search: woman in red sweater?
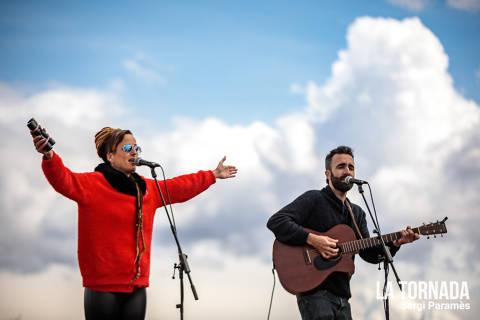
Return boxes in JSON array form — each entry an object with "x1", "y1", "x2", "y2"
[{"x1": 31, "y1": 126, "x2": 237, "y2": 320}]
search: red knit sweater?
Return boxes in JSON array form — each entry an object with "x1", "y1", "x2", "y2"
[{"x1": 42, "y1": 152, "x2": 216, "y2": 292}]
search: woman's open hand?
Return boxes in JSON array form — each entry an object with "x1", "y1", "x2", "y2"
[{"x1": 213, "y1": 156, "x2": 238, "y2": 179}]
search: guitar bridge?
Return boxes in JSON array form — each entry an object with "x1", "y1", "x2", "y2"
[{"x1": 303, "y1": 248, "x2": 312, "y2": 265}]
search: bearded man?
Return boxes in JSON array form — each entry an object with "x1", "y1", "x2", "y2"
[{"x1": 267, "y1": 146, "x2": 418, "y2": 320}]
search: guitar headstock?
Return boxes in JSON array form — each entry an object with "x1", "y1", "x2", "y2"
[{"x1": 416, "y1": 217, "x2": 448, "y2": 239}]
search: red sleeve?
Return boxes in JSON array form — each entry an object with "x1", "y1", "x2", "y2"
[
  {"x1": 151, "y1": 170, "x2": 216, "y2": 207},
  {"x1": 41, "y1": 151, "x2": 91, "y2": 203}
]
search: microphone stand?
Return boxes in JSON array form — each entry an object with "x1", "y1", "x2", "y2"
[
  {"x1": 150, "y1": 167, "x2": 198, "y2": 320},
  {"x1": 356, "y1": 183, "x2": 402, "y2": 320}
]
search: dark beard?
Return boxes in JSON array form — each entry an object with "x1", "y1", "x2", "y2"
[{"x1": 330, "y1": 172, "x2": 353, "y2": 192}]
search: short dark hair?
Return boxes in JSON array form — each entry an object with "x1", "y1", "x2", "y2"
[{"x1": 325, "y1": 146, "x2": 354, "y2": 184}]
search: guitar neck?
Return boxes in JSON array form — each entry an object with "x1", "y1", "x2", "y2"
[
  {"x1": 338, "y1": 218, "x2": 448, "y2": 254},
  {"x1": 339, "y1": 231, "x2": 402, "y2": 254}
]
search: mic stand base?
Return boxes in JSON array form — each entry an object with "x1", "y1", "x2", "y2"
[{"x1": 174, "y1": 262, "x2": 185, "y2": 320}]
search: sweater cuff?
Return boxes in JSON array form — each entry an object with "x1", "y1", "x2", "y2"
[
  {"x1": 295, "y1": 228, "x2": 310, "y2": 245},
  {"x1": 42, "y1": 150, "x2": 56, "y2": 161},
  {"x1": 42, "y1": 151, "x2": 58, "y2": 163},
  {"x1": 388, "y1": 242, "x2": 400, "y2": 256},
  {"x1": 209, "y1": 170, "x2": 217, "y2": 183},
  {"x1": 41, "y1": 151, "x2": 60, "y2": 172}
]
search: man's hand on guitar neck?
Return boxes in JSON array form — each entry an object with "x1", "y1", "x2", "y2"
[
  {"x1": 307, "y1": 233, "x2": 339, "y2": 259},
  {"x1": 393, "y1": 226, "x2": 420, "y2": 247}
]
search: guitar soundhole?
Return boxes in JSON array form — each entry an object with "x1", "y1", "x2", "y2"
[{"x1": 313, "y1": 255, "x2": 341, "y2": 271}]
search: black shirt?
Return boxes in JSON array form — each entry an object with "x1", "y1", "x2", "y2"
[{"x1": 267, "y1": 185, "x2": 399, "y2": 298}]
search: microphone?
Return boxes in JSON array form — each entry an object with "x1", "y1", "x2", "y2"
[
  {"x1": 345, "y1": 176, "x2": 368, "y2": 185},
  {"x1": 134, "y1": 157, "x2": 161, "y2": 168}
]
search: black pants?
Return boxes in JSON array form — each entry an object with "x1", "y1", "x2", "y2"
[
  {"x1": 297, "y1": 289, "x2": 352, "y2": 320},
  {"x1": 84, "y1": 287, "x2": 146, "y2": 320}
]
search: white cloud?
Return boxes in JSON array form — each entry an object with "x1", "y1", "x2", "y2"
[
  {"x1": 0, "y1": 83, "x2": 125, "y2": 128},
  {"x1": 387, "y1": 0, "x2": 431, "y2": 11},
  {"x1": 123, "y1": 55, "x2": 167, "y2": 85},
  {"x1": 0, "y1": 265, "x2": 83, "y2": 320},
  {"x1": 447, "y1": 0, "x2": 480, "y2": 11},
  {"x1": 1, "y1": 15, "x2": 480, "y2": 319},
  {"x1": 289, "y1": 83, "x2": 305, "y2": 94},
  {"x1": 307, "y1": 17, "x2": 477, "y2": 166}
]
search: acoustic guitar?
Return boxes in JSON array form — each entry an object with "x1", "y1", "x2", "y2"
[{"x1": 272, "y1": 217, "x2": 448, "y2": 295}]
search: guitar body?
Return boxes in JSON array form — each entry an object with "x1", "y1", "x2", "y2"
[
  {"x1": 273, "y1": 224, "x2": 357, "y2": 295},
  {"x1": 272, "y1": 217, "x2": 448, "y2": 295}
]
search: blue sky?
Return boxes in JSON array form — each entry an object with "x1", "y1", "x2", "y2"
[
  {"x1": 1, "y1": 0, "x2": 479, "y2": 125},
  {"x1": 1, "y1": 1, "x2": 480, "y2": 319}
]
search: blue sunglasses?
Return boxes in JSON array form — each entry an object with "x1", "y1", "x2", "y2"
[{"x1": 122, "y1": 144, "x2": 142, "y2": 153}]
